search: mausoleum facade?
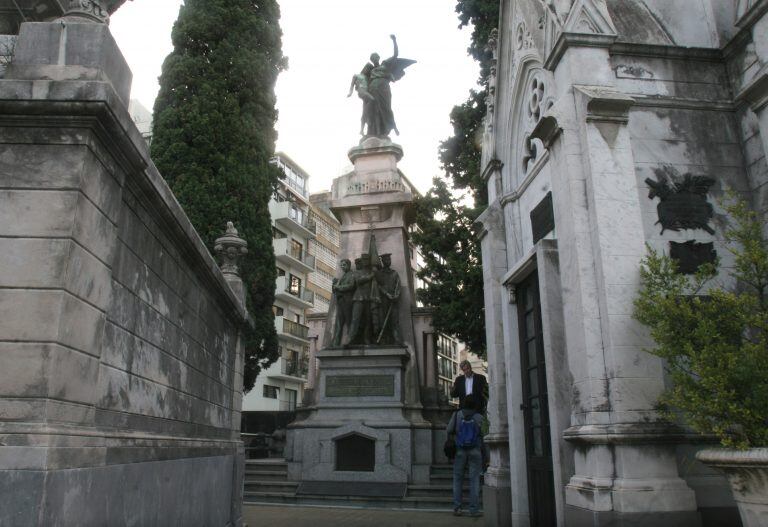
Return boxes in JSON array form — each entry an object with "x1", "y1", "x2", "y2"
[{"x1": 478, "y1": 1, "x2": 768, "y2": 526}]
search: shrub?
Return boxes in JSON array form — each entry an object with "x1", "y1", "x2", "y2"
[{"x1": 634, "y1": 200, "x2": 768, "y2": 449}]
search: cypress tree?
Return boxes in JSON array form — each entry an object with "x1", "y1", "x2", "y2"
[{"x1": 151, "y1": 0, "x2": 286, "y2": 391}]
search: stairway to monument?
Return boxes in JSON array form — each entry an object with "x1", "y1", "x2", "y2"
[{"x1": 243, "y1": 460, "x2": 481, "y2": 511}]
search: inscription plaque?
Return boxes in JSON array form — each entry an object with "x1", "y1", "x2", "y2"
[
  {"x1": 530, "y1": 191, "x2": 554, "y2": 244},
  {"x1": 670, "y1": 240, "x2": 717, "y2": 274},
  {"x1": 326, "y1": 375, "x2": 395, "y2": 397}
]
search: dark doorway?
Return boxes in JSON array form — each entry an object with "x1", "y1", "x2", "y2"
[
  {"x1": 517, "y1": 272, "x2": 557, "y2": 527},
  {"x1": 336, "y1": 434, "x2": 375, "y2": 471}
]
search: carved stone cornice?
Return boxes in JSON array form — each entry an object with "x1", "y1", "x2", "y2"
[
  {"x1": 735, "y1": 0, "x2": 768, "y2": 29},
  {"x1": 60, "y1": 0, "x2": 111, "y2": 23},
  {"x1": 563, "y1": 423, "x2": 718, "y2": 445},
  {"x1": 574, "y1": 85, "x2": 634, "y2": 123},
  {"x1": 736, "y1": 67, "x2": 768, "y2": 112}
]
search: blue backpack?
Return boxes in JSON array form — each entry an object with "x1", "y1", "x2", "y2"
[{"x1": 455, "y1": 412, "x2": 480, "y2": 449}]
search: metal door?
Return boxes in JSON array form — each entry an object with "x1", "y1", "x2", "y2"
[{"x1": 517, "y1": 272, "x2": 556, "y2": 527}]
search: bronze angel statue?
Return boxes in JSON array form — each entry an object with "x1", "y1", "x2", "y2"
[{"x1": 347, "y1": 34, "x2": 416, "y2": 138}]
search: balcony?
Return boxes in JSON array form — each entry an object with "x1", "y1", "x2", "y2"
[
  {"x1": 269, "y1": 200, "x2": 316, "y2": 239},
  {"x1": 273, "y1": 238, "x2": 316, "y2": 273},
  {"x1": 274, "y1": 316, "x2": 310, "y2": 344},
  {"x1": 275, "y1": 275, "x2": 315, "y2": 308},
  {"x1": 267, "y1": 356, "x2": 308, "y2": 383}
]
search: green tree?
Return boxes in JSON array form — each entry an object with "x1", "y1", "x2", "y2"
[
  {"x1": 150, "y1": 0, "x2": 286, "y2": 391},
  {"x1": 411, "y1": 179, "x2": 486, "y2": 354},
  {"x1": 634, "y1": 200, "x2": 768, "y2": 448},
  {"x1": 413, "y1": 0, "x2": 498, "y2": 357}
]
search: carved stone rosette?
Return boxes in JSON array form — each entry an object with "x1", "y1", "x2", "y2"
[
  {"x1": 214, "y1": 222, "x2": 248, "y2": 277},
  {"x1": 61, "y1": 0, "x2": 110, "y2": 23}
]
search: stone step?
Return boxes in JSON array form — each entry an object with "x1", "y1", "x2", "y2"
[
  {"x1": 244, "y1": 481, "x2": 299, "y2": 494},
  {"x1": 406, "y1": 484, "x2": 476, "y2": 498},
  {"x1": 243, "y1": 491, "x2": 461, "y2": 511},
  {"x1": 245, "y1": 460, "x2": 288, "y2": 472},
  {"x1": 243, "y1": 470, "x2": 289, "y2": 481}
]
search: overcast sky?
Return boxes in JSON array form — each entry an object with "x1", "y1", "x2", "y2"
[{"x1": 110, "y1": 1, "x2": 479, "y2": 194}]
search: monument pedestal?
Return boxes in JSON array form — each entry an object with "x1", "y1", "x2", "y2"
[{"x1": 286, "y1": 138, "x2": 435, "y2": 488}]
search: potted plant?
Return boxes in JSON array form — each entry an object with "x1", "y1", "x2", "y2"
[{"x1": 634, "y1": 199, "x2": 768, "y2": 527}]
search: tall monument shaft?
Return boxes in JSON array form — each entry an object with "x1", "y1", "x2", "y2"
[{"x1": 286, "y1": 138, "x2": 434, "y2": 488}]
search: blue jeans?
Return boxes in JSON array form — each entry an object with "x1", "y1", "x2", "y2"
[{"x1": 452, "y1": 446, "x2": 482, "y2": 512}]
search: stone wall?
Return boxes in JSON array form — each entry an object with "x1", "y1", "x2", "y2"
[{"x1": 0, "y1": 21, "x2": 246, "y2": 526}]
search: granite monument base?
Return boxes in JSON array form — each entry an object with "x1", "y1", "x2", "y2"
[{"x1": 286, "y1": 346, "x2": 432, "y2": 486}]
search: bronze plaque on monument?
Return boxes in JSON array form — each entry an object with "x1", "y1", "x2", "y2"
[{"x1": 326, "y1": 375, "x2": 395, "y2": 397}]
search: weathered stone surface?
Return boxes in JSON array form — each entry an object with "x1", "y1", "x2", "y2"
[
  {"x1": 0, "y1": 21, "x2": 246, "y2": 526},
  {"x1": 7, "y1": 22, "x2": 132, "y2": 103},
  {"x1": 476, "y1": 1, "x2": 768, "y2": 525}
]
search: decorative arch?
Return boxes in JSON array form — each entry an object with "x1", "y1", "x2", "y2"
[{"x1": 503, "y1": 52, "x2": 556, "y2": 193}]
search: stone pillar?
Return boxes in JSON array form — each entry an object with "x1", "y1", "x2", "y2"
[
  {"x1": 215, "y1": 222, "x2": 248, "y2": 527},
  {"x1": 328, "y1": 137, "x2": 424, "y2": 416},
  {"x1": 0, "y1": 14, "x2": 136, "y2": 525},
  {"x1": 7, "y1": 16, "x2": 132, "y2": 105},
  {"x1": 557, "y1": 85, "x2": 700, "y2": 526},
  {"x1": 476, "y1": 200, "x2": 513, "y2": 527}
]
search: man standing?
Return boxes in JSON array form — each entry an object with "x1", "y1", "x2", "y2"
[
  {"x1": 447, "y1": 395, "x2": 484, "y2": 517},
  {"x1": 451, "y1": 359, "x2": 488, "y2": 413}
]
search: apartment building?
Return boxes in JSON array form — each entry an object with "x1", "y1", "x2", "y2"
[
  {"x1": 306, "y1": 192, "x2": 340, "y2": 316},
  {"x1": 242, "y1": 153, "x2": 315, "y2": 413}
]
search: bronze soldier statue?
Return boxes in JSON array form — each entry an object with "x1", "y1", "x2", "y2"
[
  {"x1": 376, "y1": 253, "x2": 401, "y2": 344},
  {"x1": 348, "y1": 255, "x2": 375, "y2": 345},
  {"x1": 331, "y1": 259, "x2": 355, "y2": 347}
]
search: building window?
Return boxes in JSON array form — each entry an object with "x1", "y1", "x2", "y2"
[
  {"x1": 285, "y1": 389, "x2": 298, "y2": 411},
  {"x1": 289, "y1": 274, "x2": 301, "y2": 295},
  {"x1": 290, "y1": 239, "x2": 303, "y2": 260},
  {"x1": 263, "y1": 385, "x2": 279, "y2": 399},
  {"x1": 273, "y1": 306, "x2": 284, "y2": 317},
  {"x1": 273, "y1": 227, "x2": 286, "y2": 239}
]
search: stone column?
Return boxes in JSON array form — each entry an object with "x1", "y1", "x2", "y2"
[
  {"x1": 556, "y1": 85, "x2": 699, "y2": 526},
  {"x1": 476, "y1": 200, "x2": 513, "y2": 527},
  {"x1": 215, "y1": 222, "x2": 248, "y2": 527}
]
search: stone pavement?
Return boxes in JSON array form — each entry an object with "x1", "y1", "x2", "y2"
[{"x1": 243, "y1": 504, "x2": 483, "y2": 526}]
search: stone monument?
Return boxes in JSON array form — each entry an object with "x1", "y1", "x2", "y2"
[{"x1": 285, "y1": 44, "x2": 436, "y2": 492}]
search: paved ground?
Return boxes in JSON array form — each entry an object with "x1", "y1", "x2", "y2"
[{"x1": 243, "y1": 504, "x2": 483, "y2": 526}]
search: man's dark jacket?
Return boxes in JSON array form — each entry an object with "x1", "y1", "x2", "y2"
[{"x1": 450, "y1": 373, "x2": 488, "y2": 412}]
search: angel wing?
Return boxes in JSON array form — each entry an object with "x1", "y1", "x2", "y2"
[{"x1": 384, "y1": 57, "x2": 417, "y2": 82}]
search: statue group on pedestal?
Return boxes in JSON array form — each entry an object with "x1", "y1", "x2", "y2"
[
  {"x1": 347, "y1": 34, "x2": 416, "y2": 138},
  {"x1": 331, "y1": 237, "x2": 402, "y2": 347}
]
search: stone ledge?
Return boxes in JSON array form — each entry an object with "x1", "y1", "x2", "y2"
[
  {"x1": 563, "y1": 423, "x2": 716, "y2": 445},
  {"x1": 0, "y1": 80, "x2": 247, "y2": 321}
]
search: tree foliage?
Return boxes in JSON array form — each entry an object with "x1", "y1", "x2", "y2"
[
  {"x1": 412, "y1": 179, "x2": 486, "y2": 354},
  {"x1": 413, "y1": 0, "x2": 498, "y2": 357},
  {"x1": 634, "y1": 200, "x2": 768, "y2": 448},
  {"x1": 151, "y1": 0, "x2": 286, "y2": 392}
]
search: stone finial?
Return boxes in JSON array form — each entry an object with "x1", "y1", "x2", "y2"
[
  {"x1": 214, "y1": 221, "x2": 248, "y2": 277},
  {"x1": 61, "y1": 0, "x2": 111, "y2": 23}
]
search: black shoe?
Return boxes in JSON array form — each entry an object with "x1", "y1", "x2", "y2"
[{"x1": 453, "y1": 507, "x2": 462, "y2": 516}]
